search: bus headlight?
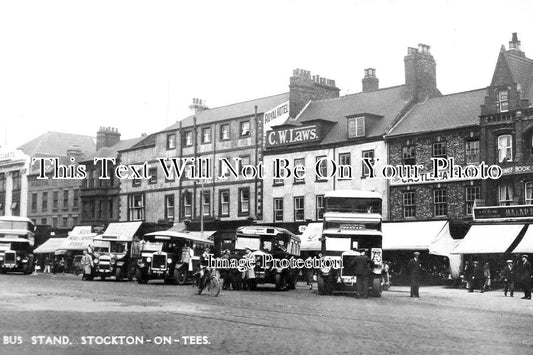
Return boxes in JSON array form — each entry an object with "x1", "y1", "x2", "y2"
[
  {"x1": 110, "y1": 258, "x2": 116, "y2": 265},
  {"x1": 16, "y1": 256, "x2": 21, "y2": 261},
  {"x1": 94, "y1": 258, "x2": 99, "y2": 264},
  {"x1": 146, "y1": 257, "x2": 152, "y2": 263},
  {"x1": 0, "y1": 256, "x2": 3, "y2": 261},
  {"x1": 167, "y1": 258, "x2": 172, "y2": 264}
]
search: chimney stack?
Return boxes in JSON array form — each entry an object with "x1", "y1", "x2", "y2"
[
  {"x1": 66, "y1": 144, "x2": 83, "y2": 162},
  {"x1": 404, "y1": 43, "x2": 440, "y2": 102},
  {"x1": 189, "y1": 98, "x2": 208, "y2": 114},
  {"x1": 362, "y1": 68, "x2": 379, "y2": 92},
  {"x1": 508, "y1": 32, "x2": 525, "y2": 57},
  {"x1": 289, "y1": 68, "x2": 340, "y2": 119},
  {"x1": 96, "y1": 127, "x2": 121, "y2": 151}
]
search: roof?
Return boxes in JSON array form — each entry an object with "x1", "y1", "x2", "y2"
[
  {"x1": 163, "y1": 92, "x2": 290, "y2": 131},
  {"x1": 324, "y1": 190, "x2": 382, "y2": 199},
  {"x1": 94, "y1": 221, "x2": 143, "y2": 242},
  {"x1": 82, "y1": 137, "x2": 144, "y2": 162},
  {"x1": 0, "y1": 216, "x2": 34, "y2": 223},
  {"x1": 126, "y1": 133, "x2": 157, "y2": 151},
  {"x1": 18, "y1": 131, "x2": 95, "y2": 157},
  {"x1": 144, "y1": 230, "x2": 215, "y2": 245},
  {"x1": 33, "y1": 238, "x2": 67, "y2": 253},
  {"x1": 490, "y1": 48, "x2": 533, "y2": 104},
  {"x1": 293, "y1": 85, "x2": 411, "y2": 144},
  {"x1": 388, "y1": 88, "x2": 486, "y2": 137},
  {"x1": 503, "y1": 52, "x2": 533, "y2": 103}
]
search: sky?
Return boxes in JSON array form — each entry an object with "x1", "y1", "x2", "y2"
[{"x1": 1, "y1": 0, "x2": 532, "y2": 149}]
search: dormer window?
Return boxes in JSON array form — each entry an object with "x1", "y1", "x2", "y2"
[
  {"x1": 498, "y1": 90, "x2": 509, "y2": 113},
  {"x1": 497, "y1": 135, "x2": 513, "y2": 162},
  {"x1": 348, "y1": 117, "x2": 365, "y2": 138}
]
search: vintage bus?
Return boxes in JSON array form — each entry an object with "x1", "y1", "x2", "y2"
[
  {"x1": 0, "y1": 216, "x2": 35, "y2": 274},
  {"x1": 234, "y1": 226, "x2": 301, "y2": 290},
  {"x1": 135, "y1": 230, "x2": 214, "y2": 285},
  {"x1": 91, "y1": 222, "x2": 143, "y2": 281},
  {"x1": 317, "y1": 190, "x2": 383, "y2": 297}
]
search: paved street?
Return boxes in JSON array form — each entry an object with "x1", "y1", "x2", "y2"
[{"x1": 0, "y1": 273, "x2": 532, "y2": 354}]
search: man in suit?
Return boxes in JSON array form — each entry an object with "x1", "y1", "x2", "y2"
[
  {"x1": 501, "y1": 259, "x2": 515, "y2": 297},
  {"x1": 407, "y1": 252, "x2": 422, "y2": 298},
  {"x1": 354, "y1": 249, "x2": 370, "y2": 298},
  {"x1": 518, "y1": 255, "x2": 532, "y2": 300},
  {"x1": 470, "y1": 260, "x2": 485, "y2": 293}
]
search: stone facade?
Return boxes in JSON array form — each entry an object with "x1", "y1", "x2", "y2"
[{"x1": 388, "y1": 128, "x2": 481, "y2": 222}]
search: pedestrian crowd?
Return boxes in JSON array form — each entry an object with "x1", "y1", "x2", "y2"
[{"x1": 461, "y1": 255, "x2": 532, "y2": 299}]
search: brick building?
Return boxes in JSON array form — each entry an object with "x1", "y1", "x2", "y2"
[
  {"x1": 387, "y1": 88, "x2": 486, "y2": 229},
  {"x1": 116, "y1": 70, "x2": 341, "y2": 250},
  {"x1": 479, "y1": 33, "x2": 533, "y2": 207},
  {"x1": 79, "y1": 127, "x2": 142, "y2": 227},
  {"x1": 262, "y1": 44, "x2": 440, "y2": 231},
  {"x1": 19, "y1": 131, "x2": 95, "y2": 228}
]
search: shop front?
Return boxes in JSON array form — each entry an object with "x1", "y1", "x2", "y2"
[
  {"x1": 382, "y1": 220, "x2": 461, "y2": 285},
  {"x1": 451, "y1": 205, "x2": 533, "y2": 286}
]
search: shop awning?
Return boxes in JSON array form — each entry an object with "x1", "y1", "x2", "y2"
[
  {"x1": 382, "y1": 221, "x2": 461, "y2": 278},
  {"x1": 382, "y1": 221, "x2": 450, "y2": 252},
  {"x1": 452, "y1": 224, "x2": 525, "y2": 254},
  {"x1": 299, "y1": 223, "x2": 323, "y2": 251},
  {"x1": 96, "y1": 221, "x2": 143, "y2": 241},
  {"x1": 33, "y1": 238, "x2": 67, "y2": 253},
  {"x1": 144, "y1": 230, "x2": 215, "y2": 245},
  {"x1": 512, "y1": 225, "x2": 533, "y2": 253}
]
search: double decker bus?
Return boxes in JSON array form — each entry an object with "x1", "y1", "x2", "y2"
[
  {"x1": 0, "y1": 216, "x2": 35, "y2": 274},
  {"x1": 317, "y1": 190, "x2": 383, "y2": 297}
]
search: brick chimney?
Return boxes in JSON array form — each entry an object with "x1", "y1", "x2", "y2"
[
  {"x1": 189, "y1": 98, "x2": 208, "y2": 114},
  {"x1": 362, "y1": 68, "x2": 379, "y2": 92},
  {"x1": 404, "y1": 44, "x2": 440, "y2": 102},
  {"x1": 66, "y1": 144, "x2": 84, "y2": 162},
  {"x1": 289, "y1": 68, "x2": 340, "y2": 119},
  {"x1": 96, "y1": 127, "x2": 121, "y2": 151},
  {"x1": 508, "y1": 32, "x2": 525, "y2": 57}
]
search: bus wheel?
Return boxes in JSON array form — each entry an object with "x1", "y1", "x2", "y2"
[
  {"x1": 287, "y1": 273, "x2": 296, "y2": 290},
  {"x1": 115, "y1": 268, "x2": 123, "y2": 282},
  {"x1": 175, "y1": 268, "x2": 187, "y2": 285},
  {"x1": 275, "y1": 273, "x2": 286, "y2": 291},
  {"x1": 371, "y1": 277, "x2": 382, "y2": 297},
  {"x1": 135, "y1": 269, "x2": 148, "y2": 284},
  {"x1": 317, "y1": 274, "x2": 331, "y2": 295}
]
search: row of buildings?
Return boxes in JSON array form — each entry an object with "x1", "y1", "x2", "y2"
[{"x1": 1, "y1": 33, "x2": 532, "y2": 246}]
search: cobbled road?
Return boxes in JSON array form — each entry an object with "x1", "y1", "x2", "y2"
[{"x1": 0, "y1": 273, "x2": 531, "y2": 354}]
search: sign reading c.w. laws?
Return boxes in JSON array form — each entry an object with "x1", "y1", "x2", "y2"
[{"x1": 266, "y1": 124, "x2": 320, "y2": 147}]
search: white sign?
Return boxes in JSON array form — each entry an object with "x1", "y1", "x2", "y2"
[
  {"x1": 263, "y1": 101, "x2": 289, "y2": 132},
  {"x1": 235, "y1": 237, "x2": 260, "y2": 251},
  {"x1": 325, "y1": 237, "x2": 350, "y2": 251}
]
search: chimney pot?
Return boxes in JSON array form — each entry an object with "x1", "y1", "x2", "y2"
[{"x1": 362, "y1": 68, "x2": 379, "y2": 92}]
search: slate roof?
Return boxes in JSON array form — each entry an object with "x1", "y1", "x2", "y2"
[
  {"x1": 293, "y1": 85, "x2": 411, "y2": 145},
  {"x1": 127, "y1": 133, "x2": 156, "y2": 150},
  {"x1": 388, "y1": 88, "x2": 486, "y2": 137},
  {"x1": 19, "y1": 131, "x2": 95, "y2": 157},
  {"x1": 162, "y1": 92, "x2": 290, "y2": 132},
  {"x1": 504, "y1": 52, "x2": 533, "y2": 103},
  {"x1": 82, "y1": 137, "x2": 144, "y2": 162}
]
